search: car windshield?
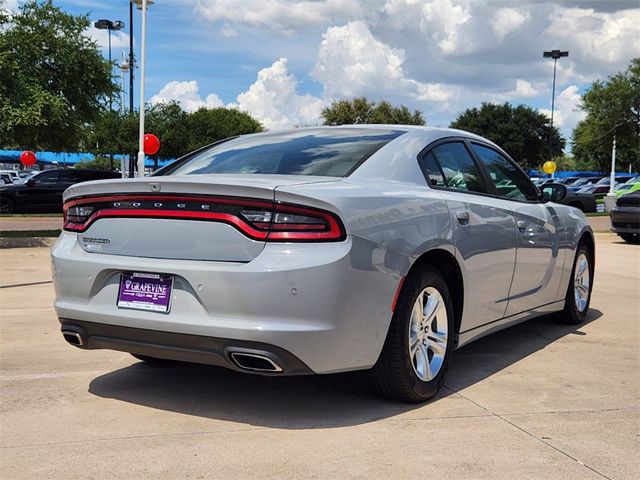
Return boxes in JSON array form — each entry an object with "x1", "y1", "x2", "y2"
[{"x1": 166, "y1": 128, "x2": 405, "y2": 177}]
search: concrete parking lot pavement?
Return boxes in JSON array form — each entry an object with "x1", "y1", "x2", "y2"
[
  {"x1": 1, "y1": 234, "x2": 638, "y2": 479},
  {"x1": 0, "y1": 215, "x2": 62, "y2": 232}
]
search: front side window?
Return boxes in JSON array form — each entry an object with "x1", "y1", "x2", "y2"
[
  {"x1": 471, "y1": 144, "x2": 538, "y2": 201},
  {"x1": 165, "y1": 128, "x2": 405, "y2": 177},
  {"x1": 420, "y1": 142, "x2": 487, "y2": 193},
  {"x1": 33, "y1": 171, "x2": 59, "y2": 185}
]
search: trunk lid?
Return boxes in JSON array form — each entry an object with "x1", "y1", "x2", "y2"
[{"x1": 63, "y1": 174, "x2": 339, "y2": 262}]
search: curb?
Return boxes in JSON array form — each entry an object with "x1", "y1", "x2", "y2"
[{"x1": 0, "y1": 237, "x2": 56, "y2": 249}]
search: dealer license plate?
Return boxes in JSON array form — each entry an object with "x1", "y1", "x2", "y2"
[{"x1": 117, "y1": 272, "x2": 173, "y2": 313}]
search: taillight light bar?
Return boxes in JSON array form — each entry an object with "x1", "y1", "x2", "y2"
[{"x1": 63, "y1": 194, "x2": 346, "y2": 242}]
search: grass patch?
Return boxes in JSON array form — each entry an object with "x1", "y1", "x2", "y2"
[
  {"x1": 0, "y1": 230, "x2": 61, "y2": 238},
  {"x1": 586, "y1": 212, "x2": 609, "y2": 217}
]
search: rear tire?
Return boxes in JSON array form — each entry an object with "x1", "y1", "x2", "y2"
[
  {"x1": 618, "y1": 233, "x2": 639, "y2": 244},
  {"x1": 555, "y1": 243, "x2": 593, "y2": 325},
  {"x1": 372, "y1": 267, "x2": 455, "y2": 403}
]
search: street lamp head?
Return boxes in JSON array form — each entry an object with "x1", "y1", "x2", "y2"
[
  {"x1": 131, "y1": 0, "x2": 154, "y2": 9},
  {"x1": 543, "y1": 49, "x2": 569, "y2": 59},
  {"x1": 94, "y1": 19, "x2": 113, "y2": 30},
  {"x1": 112, "y1": 20, "x2": 125, "y2": 31}
]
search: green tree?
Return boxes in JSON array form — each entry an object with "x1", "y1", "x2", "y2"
[
  {"x1": 185, "y1": 107, "x2": 263, "y2": 151},
  {"x1": 0, "y1": 0, "x2": 116, "y2": 151},
  {"x1": 74, "y1": 156, "x2": 113, "y2": 170},
  {"x1": 450, "y1": 102, "x2": 565, "y2": 171},
  {"x1": 86, "y1": 104, "x2": 263, "y2": 168},
  {"x1": 321, "y1": 97, "x2": 425, "y2": 126},
  {"x1": 572, "y1": 58, "x2": 640, "y2": 173}
]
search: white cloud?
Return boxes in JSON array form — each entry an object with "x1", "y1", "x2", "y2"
[
  {"x1": 420, "y1": 0, "x2": 472, "y2": 55},
  {"x1": 150, "y1": 81, "x2": 224, "y2": 112},
  {"x1": 175, "y1": 1, "x2": 639, "y2": 142},
  {"x1": 311, "y1": 21, "x2": 456, "y2": 105},
  {"x1": 233, "y1": 58, "x2": 324, "y2": 129},
  {"x1": 539, "y1": 85, "x2": 586, "y2": 131},
  {"x1": 88, "y1": 27, "x2": 130, "y2": 51},
  {"x1": 491, "y1": 8, "x2": 530, "y2": 40},
  {"x1": 544, "y1": 6, "x2": 640, "y2": 65},
  {"x1": 195, "y1": 0, "x2": 367, "y2": 35}
]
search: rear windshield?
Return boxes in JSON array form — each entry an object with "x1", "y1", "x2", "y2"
[{"x1": 165, "y1": 128, "x2": 404, "y2": 177}]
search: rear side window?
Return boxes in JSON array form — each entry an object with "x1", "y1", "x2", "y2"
[
  {"x1": 420, "y1": 142, "x2": 487, "y2": 193},
  {"x1": 167, "y1": 128, "x2": 404, "y2": 177},
  {"x1": 59, "y1": 171, "x2": 85, "y2": 183},
  {"x1": 471, "y1": 144, "x2": 538, "y2": 201}
]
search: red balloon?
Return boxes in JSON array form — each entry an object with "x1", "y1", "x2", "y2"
[
  {"x1": 20, "y1": 150, "x2": 37, "y2": 167},
  {"x1": 143, "y1": 133, "x2": 160, "y2": 155}
]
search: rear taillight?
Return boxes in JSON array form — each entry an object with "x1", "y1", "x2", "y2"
[
  {"x1": 63, "y1": 195, "x2": 345, "y2": 242},
  {"x1": 64, "y1": 206, "x2": 95, "y2": 231}
]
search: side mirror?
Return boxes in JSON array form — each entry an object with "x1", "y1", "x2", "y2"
[
  {"x1": 542, "y1": 183, "x2": 567, "y2": 203},
  {"x1": 26, "y1": 178, "x2": 35, "y2": 187}
]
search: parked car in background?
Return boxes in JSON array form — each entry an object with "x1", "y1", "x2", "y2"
[
  {"x1": 610, "y1": 192, "x2": 640, "y2": 243},
  {"x1": 0, "y1": 170, "x2": 22, "y2": 185},
  {"x1": 568, "y1": 177, "x2": 603, "y2": 191},
  {"x1": 556, "y1": 176, "x2": 580, "y2": 185},
  {"x1": 577, "y1": 184, "x2": 612, "y2": 200},
  {"x1": 548, "y1": 184, "x2": 597, "y2": 212},
  {"x1": 615, "y1": 182, "x2": 640, "y2": 198},
  {"x1": 0, "y1": 169, "x2": 120, "y2": 213},
  {"x1": 53, "y1": 126, "x2": 595, "y2": 403}
]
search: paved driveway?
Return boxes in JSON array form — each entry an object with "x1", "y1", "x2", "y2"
[{"x1": 0, "y1": 234, "x2": 638, "y2": 479}]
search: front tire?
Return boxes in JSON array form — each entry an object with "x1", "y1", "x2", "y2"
[
  {"x1": 555, "y1": 243, "x2": 593, "y2": 325},
  {"x1": 372, "y1": 267, "x2": 455, "y2": 403},
  {"x1": 0, "y1": 197, "x2": 16, "y2": 214}
]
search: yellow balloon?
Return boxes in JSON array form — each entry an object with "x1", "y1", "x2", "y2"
[{"x1": 543, "y1": 161, "x2": 557, "y2": 175}]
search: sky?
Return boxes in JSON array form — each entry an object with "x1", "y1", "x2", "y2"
[{"x1": 8, "y1": 0, "x2": 640, "y2": 141}]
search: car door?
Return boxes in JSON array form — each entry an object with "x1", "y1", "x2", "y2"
[
  {"x1": 23, "y1": 171, "x2": 61, "y2": 211},
  {"x1": 419, "y1": 140, "x2": 517, "y2": 331},
  {"x1": 469, "y1": 143, "x2": 565, "y2": 315}
]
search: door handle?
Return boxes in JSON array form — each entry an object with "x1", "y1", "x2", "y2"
[
  {"x1": 455, "y1": 210, "x2": 470, "y2": 225},
  {"x1": 516, "y1": 220, "x2": 527, "y2": 231}
]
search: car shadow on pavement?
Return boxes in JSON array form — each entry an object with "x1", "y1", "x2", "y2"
[{"x1": 88, "y1": 309, "x2": 602, "y2": 429}]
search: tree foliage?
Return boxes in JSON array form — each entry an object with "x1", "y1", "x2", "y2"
[
  {"x1": 572, "y1": 58, "x2": 640, "y2": 173},
  {"x1": 0, "y1": 0, "x2": 116, "y2": 151},
  {"x1": 321, "y1": 97, "x2": 425, "y2": 126},
  {"x1": 85, "y1": 103, "x2": 264, "y2": 166},
  {"x1": 449, "y1": 102, "x2": 565, "y2": 171}
]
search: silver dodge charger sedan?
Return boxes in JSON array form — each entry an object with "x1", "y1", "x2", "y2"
[{"x1": 52, "y1": 126, "x2": 595, "y2": 402}]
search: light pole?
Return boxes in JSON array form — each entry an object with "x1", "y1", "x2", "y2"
[
  {"x1": 131, "y1": 0, "x2": 154, "y2": 177},
  {"x1": 543, "y1": 49, "x2": 568, "y2": 164},
  {"x1": 543, "y1": 50, "x2": 569, "y2": 130},
  {"x1": 94, "y1": 19, "x2": 125, "y2": 110},
  {"x1": 119, "y1": 52, "x2": 131, "y2": 178}
]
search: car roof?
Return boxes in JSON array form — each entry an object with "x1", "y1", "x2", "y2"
[{"x1": 251, "y1": 124, "x2": 496, "y2": 145}]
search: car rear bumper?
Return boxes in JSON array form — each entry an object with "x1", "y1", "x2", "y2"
[
  {"x1": 610, "y1": 209, "x2": 640, "y2": 234},
  {"x1": 59, "y1": 318, "x2": 313, "y2": 375},
  {"x1": 52, "y1": 231, "x2": 405, "y2": 374}
]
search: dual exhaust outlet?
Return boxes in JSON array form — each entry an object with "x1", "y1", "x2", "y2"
[{"x1": 61, "y1": 329, "x2": 283, "y2": 373}]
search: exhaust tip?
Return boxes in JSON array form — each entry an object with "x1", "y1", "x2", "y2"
[
  {"x1": 230, "y1": 352, "x2": 283, "y2": 373},
  {"x1": 62, "y1": 330, "x2": 84, "y2": 347}
]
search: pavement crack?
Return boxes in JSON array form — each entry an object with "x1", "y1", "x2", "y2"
[
  {"x1": 0, "y1": 280, "x2": 52, "y2": 289},
  {"x1": 442, "y1": 385, "x2": 613, "y2": 480},
  {"x1": 0, "y1": 426, "x2": 266, "y2": 450}
]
